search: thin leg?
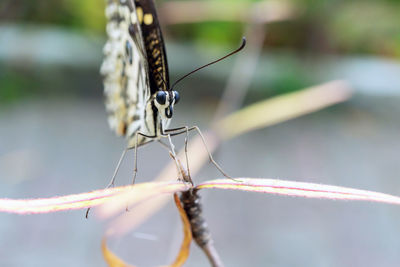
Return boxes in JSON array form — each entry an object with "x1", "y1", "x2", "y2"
[
  {"x1": 86, "y1": 147, "x2": 129, "y2": 219},
  {"x1": 129, "y1": 132, "x2": 157, "y2": 211},
  {"x1": 87, "y1": 134, "x2": 156, "y2": 218},
  {"x1": 163, "y1": 126, "x2": 191, "y2": 179},
  {"x1": 128, "y1": 138, "x2": 154, "y2": 184},
  {"x1": 107, "y1": 148, "x2": 128, "y2": 188},
  {"x1": 133, "y1": 132, "x2": 140, "y2": 184},
  {"x1": 132, "y1": 132, "x2": 157, "y2": 184},
  {"x1": 159, "y1": 138, "x2": 186, "y2": 182},
  {"x1": 93, "y1": 136, "x2": 155, "y2": 217},
  {"x1": 190, "y1": 126, "x2": 231, "y2": 179},
  {"x1": 168, "y1": 126, "x2": 191, "y2": 178},
  {"x1": 184, "y1": 126, "x2": 191, "y2": 178},
  {"x1": 85, "y1": 207, "x2": 91, "y2": 219},
  {"x1": 125, "y1": 131, "x2": 141, "y2": 212},
  {"x1": 166, "y1": 134, "x2": 184, "y2": 180},
  {"x1": 166, "y1": 134, "x2": 177, "y2": 158},
  {"x1": 164, "y1": 126, "x2": 231, "y2": 179},
  {"x1": 168, "y1": 150, "x2": 193, "y2": 185}
]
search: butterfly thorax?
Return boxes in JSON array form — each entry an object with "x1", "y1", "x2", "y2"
[{"x1": 135, "y1": 90, "x2": 177, "y2": 144}]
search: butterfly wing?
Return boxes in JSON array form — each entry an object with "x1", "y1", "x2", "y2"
[
  {"x1": 101, "y1": 0, "x2": 150, "y2": 138},
  {"x1": 134, "y1": 0, "x2": 170, "y2": 93}
]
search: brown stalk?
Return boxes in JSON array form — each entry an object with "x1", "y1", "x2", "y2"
[{"x1": 171, "y1": 154, "x2": 224, "y2": 267}]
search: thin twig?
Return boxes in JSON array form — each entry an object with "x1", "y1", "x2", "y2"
[
  {"x1": 171, "y1": 153, "x2": 224, "y2": 267},
  {"x1": 180, "y1": 189, "x2": 224, "y2": 267}
]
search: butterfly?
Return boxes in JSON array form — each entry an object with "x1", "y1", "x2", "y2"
[
  {"x1": 100, "y1": 0, "x2": 246, "y2": 183},
  {"x1": 86, "y1": 0, "x2": 245, "y2": 219},
  {"x1": 100, "y1": 0, "x2": 180, "y2": 149},
  {"x1": 101, "y1": 0, "x2": 246, "y2": 146}
]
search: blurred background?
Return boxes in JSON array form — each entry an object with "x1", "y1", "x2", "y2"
[{"x1": 1, "y1": 0, "x2": 400, "y2": 266}]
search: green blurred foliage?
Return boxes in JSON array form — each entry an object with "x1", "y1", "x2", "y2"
[
  {"x1": 0, "y1": 67, "x2": 36, "y2": 102},
  {"x1": 0, "y1": 0, "x2": 106, "y2": 33},
  {"x1": 328, "y1": 1, "x2": 400, "y2": 57},
  {"x1": 2, "y1": 0, "x2": 400, "y2": 56},
  {"x1": 1, "y1": 0, "x2": 400, "y2": 103},
  {"x1": 64, "y1": 0, "x2": 106, "y2": 32}
]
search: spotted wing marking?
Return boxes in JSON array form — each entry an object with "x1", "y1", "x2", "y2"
[{"x1": 100, "y1": 0, "x2": 150, "y2": 141}]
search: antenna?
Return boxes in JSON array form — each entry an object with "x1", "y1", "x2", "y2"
[{"x1": 170, "y1": 37, "x2": 246, "y2": 90}]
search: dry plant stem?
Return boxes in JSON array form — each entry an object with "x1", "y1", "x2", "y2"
[
  {"x1": 11, "y1": 174, "x2": 400, "y2": 215},
  {"x1": 180, "y1": 189, "x2": 224, "y2": 267},
  {"x1": 171, "y1": 153, "x2": 224, "y2": 267},
  {"x1": 216, "y1": 80, "x2": 352, "y2": 140},
  {"x1": 203, "y1": 243, "x2": 225, "y2": 267}
]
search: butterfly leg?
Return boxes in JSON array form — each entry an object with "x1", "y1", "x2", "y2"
[
  {"x1": 86, "y1": 140, "x2": 151, "y2": 218},
  {"x1": 85, "y1": 147, "x2": 130, "y2": 218},
  {"x1": 184, "y1": 127, "x2": 191, "y2": 178},
  {"x1": 131, "y1": 132, "x2": 158, "y2": 184},
  {"x1": 167, "y1": 133, "x2": 188, "y2": 181},
  {"x1": 107, "y1": 148, "x2": 128, "y2": 188},
  {"x1": 161, "y1": 126, "x2": 191, "y2": 178},
  {"x1": 110, "y1": 138, "x2": 154, "y2": 188},
  {"x1": 162, "y1": 126, "x2": 190, "y2": 179},
  {"x1": 164, "y1": 126, "x2": 231, "y2": 179},
  {"x1": 158, "y1": 138, "x2": 189, "y2": 183}
]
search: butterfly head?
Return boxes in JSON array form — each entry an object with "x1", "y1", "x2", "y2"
[{"x1": 154, "y1": 90, "x2": 180, "y2": 119}]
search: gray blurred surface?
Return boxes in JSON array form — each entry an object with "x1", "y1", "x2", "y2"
[{"x1": 1, "y1": 94, "x2": 400, "y2": 267}]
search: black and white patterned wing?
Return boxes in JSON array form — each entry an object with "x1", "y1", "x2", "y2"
[
  {"x1": 134, "y1": 0, "x2": 170, "y2": 94},
  {"x1": 100, "y1": 0, "x2": 150, "y2": 139}
]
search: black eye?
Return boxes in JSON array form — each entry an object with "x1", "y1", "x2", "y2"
[
  {"x1": 156, "y1": 91, "x2": 167, "y2": 105},
  {"x1": 173, "y1": 91, "x2": 180, "y2": 104}
]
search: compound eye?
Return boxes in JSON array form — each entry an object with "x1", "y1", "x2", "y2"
[
  {"x1": 156, "y1": 91, "x2": 167, "y2": 105},
  {"x1": 173, "y1": 91, "x2": 180, "y2": 104}
]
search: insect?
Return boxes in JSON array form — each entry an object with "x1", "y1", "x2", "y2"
[
  {"x1": 100, "y1": 0, "x2": 245, "y2": 186},
  {"x1": 101, "y1": 0, "x2": 175, "y2": 148}
]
